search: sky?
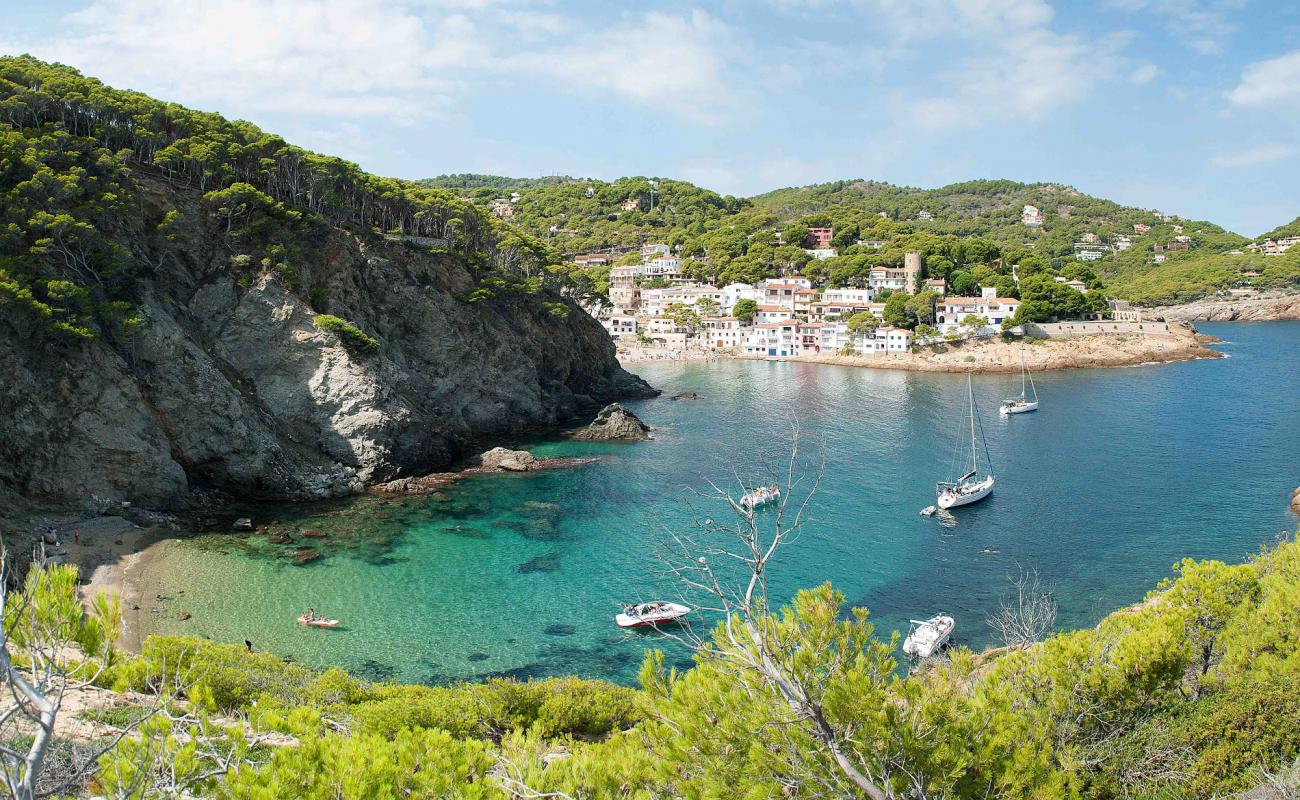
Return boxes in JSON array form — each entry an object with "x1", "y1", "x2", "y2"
[{"x1": 2, "y1": 0, "x2": 1298, "y2": 236}]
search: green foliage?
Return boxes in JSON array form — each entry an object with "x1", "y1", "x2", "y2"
[
  {"x1": 312, "y1": 314, "x2": 379, "y2": 355},
  {"x1": 731, "y1": 297, "x2": 758, "y2": 323},
  {"x1": 846, "y1": 310, "x2": 879, "y2": 333}
]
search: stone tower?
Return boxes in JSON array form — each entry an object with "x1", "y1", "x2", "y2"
[{"x1": 903, "y1": 251, "x2": 922, "y2": 293}]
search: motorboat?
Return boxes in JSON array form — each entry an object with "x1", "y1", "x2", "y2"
[
  {"x1": 615, "y1": 601, "x2": 691, "y2": 629},
  {"x1": 936, "y1": 375, "x2": 995, "y2": 510},
  {"x1": 903, "y1": 615, "x2": 955, "y2": 658},
  {"x1": 740, "y1": 485, "x2": 781, "y2": 509},
  {"x1": 1000, "y1": 350, "x2": 1039, "y2": 415},
  {"x1": 298, "y1": 614, "x2": 340, "y2": 628}
]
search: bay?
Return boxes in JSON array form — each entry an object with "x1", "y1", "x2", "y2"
[{"x1": 135, "y1": 321, "x2": 1300, "y2": 685}]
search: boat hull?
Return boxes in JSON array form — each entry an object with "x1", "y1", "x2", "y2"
[
  {"x1": 937, "y1": 476, "x2": 994, "y2": 509},
  {"x1": 616, "y1": 602, "x2": 691, "y2": 629},
  {"x1": 903, "y1": 615, "x2": 955, "y2": 658},
  {"x1": 1000, "y1": 401, "x2": 1038, "y2": 415}
]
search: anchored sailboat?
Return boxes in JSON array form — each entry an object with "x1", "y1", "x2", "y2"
[
  {"x1": 1000, "y1": 350, "x2": 1039, "y2": 415},
  {"x1": 936, "y1": 375, "x2": 995, "y2": 510}
]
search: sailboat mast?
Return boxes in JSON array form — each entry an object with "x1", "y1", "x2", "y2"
[
  {"x1": 968, "y1": 375, "x2": 978, "y2": 474},
  {"x1": 1020, "y1": 351, "x2": 1027, "y2": 400}
]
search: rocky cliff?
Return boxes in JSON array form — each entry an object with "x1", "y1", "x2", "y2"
[
  {"x1": 1150, "y1": 292, "x2": 1300, "y2": 322},
  {"x1": 0, "y1": 176, "x2": 653, "y2": 514}
]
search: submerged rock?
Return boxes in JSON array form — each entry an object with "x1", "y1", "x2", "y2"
[
  {"x1": 670, "y1": 392, "x2": 702, "y2": 401},
  {"x1": 573, "y1": 403, "x2": 651, "y2": 441},
  {"x1": 291, "y1": 549, "x2": 322, "y2": 566}
]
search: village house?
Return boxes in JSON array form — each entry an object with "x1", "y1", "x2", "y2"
[
  {"x1": 821, "y1": 287, "x2": 875, "y2": 306},
  {"x1": 491, "y1": 199, "x2": 515, "y2": 219},
  {"x1": 756, "y1": 305, "x2": 796, "y2": 324},
  {"x1": 856, "y1": 239, "x2": 887, "y2": 249},
  {"x1": 924, "y1": 278, "x2": 947, "y2": 296},
  {"x1": 806, "y1": 226, "x2": 834, "y2": 248},
  {"x1": 1073, "y1": 241, "x2": 1109, "y2": 261},
  {"x1": 937, "y1": 288, "x2": 1021, "y2": 334},
  {"x1": 794, "y1": 288, "x2": 819, "y2": 315},
  {"x1": 804, "y1": 248, "x2": 838, "y2": 260},
  {"x1": 620, "y1": 197, "x2": 642, "y2": 212},
  {"x1": 1022, "y1": 205, "x2": 1043, "y2": 227},
  {"x1": 1133, "y1": 223, "x2": 1151, "y2": 234},
  {"x1": 1115, "y1": 235, "x2": 1133, "y2": 251},
  {"x1": 700, "y1": 316, "x2": 748, "y2": 350},
  {"x1": 918, "y1": 210, "x2": 934, "y2": 221},
  {"x1": 744, "y1": 320, "x2": 800, "y2": 358},
  {"x1": 1053, "y1": 276, "x2": 1089, "y2": 292},
  {"x1": 600, "y1": 314, "x2": 638, "y2": 338}
]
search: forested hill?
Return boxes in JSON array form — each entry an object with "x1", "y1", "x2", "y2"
[
  {"x1": 438, "y1": 172, "x2": 1299, "y2": 305},
  {"x1": 0, "y1": 56, "x2": 650, "y2": 512}
]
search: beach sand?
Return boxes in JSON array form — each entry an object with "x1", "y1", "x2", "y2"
[{"x1": 63, "y1": 516, "x2": 175, "y2": 653}]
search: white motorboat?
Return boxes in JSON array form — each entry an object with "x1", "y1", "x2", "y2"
[
  {"x1": 740, "y1": 485, "x2": 781, "y2": 509},
  {"x1": 902, "y1": 615, "x2": 955, "y2": 658},
  {"x1": 1000, "y1": 350, "x2": 1039, "y2": 415},
  {"x1": 936, "y1": 375, "x2": 996, "y2": 510},
  {"x1": 616, "y1": 601, "x2": 691, "y2": 629}
]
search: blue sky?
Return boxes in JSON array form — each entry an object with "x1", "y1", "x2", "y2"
[{"x1": 2, "y1": 0, "x2": 1298, "y2": 235}]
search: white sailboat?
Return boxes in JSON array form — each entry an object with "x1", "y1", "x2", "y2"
[
  {"x1": 936, "y1": 375, "x2": 995, "y2": 510},
  {"x1": 1000, "y1": 350, "x2": 1039, "y2": 415}
]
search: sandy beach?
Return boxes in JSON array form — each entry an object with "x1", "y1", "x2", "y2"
[{"x1": 61, "y1": 516, "x2": 174, "y2": 653}]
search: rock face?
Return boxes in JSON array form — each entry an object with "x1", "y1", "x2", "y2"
[
  {"x1": 0, "y1": 175, "x2": 654, "y2": 513},
  {"x1": 573, "y1": 403, "x2": 652, "y2": 441},
  {"x1": 1153, "y1": 292, "x2": 1300, "y2": 322},
  {"x1": 473, "y1": 447, "x2": 539, "y2": 472},
  {"x1": 1291, "y1": 487, "x2": 1300, "y2": 515}
]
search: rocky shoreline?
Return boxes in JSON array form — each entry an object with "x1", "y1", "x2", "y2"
[
  {"x1": 1151, "y1": 292, "x2": 1300, "y2": 322},
  {"x1": 752, "y1": 327, "x2": 1219, "y2": 373}
]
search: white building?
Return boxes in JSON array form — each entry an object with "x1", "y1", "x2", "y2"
[
  {"x1": 601, "y1": 314, "x2": 638, "y2": 338},
  {"x1": 1115, "y1": 235, "x2": 1133, "y2": 251},
  {"x1": 756, "y1": 305, "x2": 795, "y2": 324},
  {"x1": 1022, "y1": 205, "x2": 1043, "y2": 227},
  {"x1": 1073, "y1": 242, "x2": 1109, "y2": 261},
  {"x1": 804, "y1": 248, "x2": 838, "y2": 260},
  {"x1": 700, "y1": 317, "x2": 748, "y2": 350},
  {"x1": 821, "y1": 287, "x2": 876, "y2": 306},
  {"x1": 937, "y1": 288, "x2": 1021, "y2": 334},
  {"x1": 744, "y1": 320, "x2": 799, "y2": 358},
  {"x1": 856, "y1": 239, "x2": 886, "y2": 249},
  {"x1": 918, "y1": 210, "x2": 934, "y2": 221}
]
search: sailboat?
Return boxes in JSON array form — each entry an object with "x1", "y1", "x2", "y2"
[
  {"x1": 936, "y1": 375, "x2": 995, "y2": 510},
  {"x1": 1000, "y1": 350, "x2": 1039, "y2": 415}
]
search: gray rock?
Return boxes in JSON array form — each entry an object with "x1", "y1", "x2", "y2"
[
  {"x1": 573, "y1": 403, "x2": 651, "y2": 442},
  {"x1": 233, "y1": 518, "x2": 254, "y2": 531},
  {"x1": 0, "y1": 173, "x2": 657, "y2": 513},
  {"x1": 475, "y1": 447, "x2": 538, "y2": 472}
]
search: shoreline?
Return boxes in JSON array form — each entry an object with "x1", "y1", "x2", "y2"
[
  {"x1": 1151, "y1": 292, "x2": 1300, "y2": 323},
  {"x1": 63, "y1": 517, "x2": 174, "y2": 653},
  {"x1": 621, "y1": 329, "x2": 1221, "y2": 373}
]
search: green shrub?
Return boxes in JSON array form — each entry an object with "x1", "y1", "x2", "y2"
[{"x1": 312, "y1": 314, "x2": 379, "y2": 355}]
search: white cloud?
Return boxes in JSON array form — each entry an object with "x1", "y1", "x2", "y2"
[
  {"x1": 1130, "y1": 64, "x2": 1159, "y2": 85},
  {"x1": 1226, "y1": 50, "x2": 1300, "y2": 107},
  {"x1": 1103, "y1": 0, "x2": 1242, "y2": 55},
  {"x1": 0, "y1": 1, "x2": 757, "y2": 129},
  {"x1": 868, "y1": 0, "x2": 1125, "y2": 132},
  {"x1": 7, "y1": 0, "x2": 477, "y2": 121},
  {"x1": 508, "y1": 11, "x2": 751, "y2": 126},
  {"x1": 1210, "y1": 144, "x2": 1297, "y2": 168}
]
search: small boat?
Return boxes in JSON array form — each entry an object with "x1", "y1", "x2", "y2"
[
  {"x1": 936, "y1": 375, "x2": 995, "y2": 510},
  {"x1": 740, "y1": 485, "x2": 781, "y2": 509},
  {"x1": 920, "y1": 505, "x2": 937, "y2": 517},
  {"x1": 615, "y1": 601, "x2": 691, "y2": 629},
  {"x1": 903, "y1": 615, "x2": 955, "y2": 658},
  {"x1": 298, "y1": 614, "x2": 340, "y2": 628},
  {"x1": 1000, "y1": 350, "x2": 1039, "y2": 415}
]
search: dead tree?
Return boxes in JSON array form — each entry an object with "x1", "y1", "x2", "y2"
[
  {"x1": 987, "y1": 566, "x2": 1058, "y2": 650},
  {"x1": 654, "y1": 426, "x2": 895, "y2": 800}
]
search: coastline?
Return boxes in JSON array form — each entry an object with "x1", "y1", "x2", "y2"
[
  {"x1": 1151, "y1": 291, "x2": 1300, "y2": 322},
  {"x1": 622, "y1": 329, "x2": 1221, "y2": 373},
  {"x1": 65, "y1": 517, "x2": 174, "y2": 653}
]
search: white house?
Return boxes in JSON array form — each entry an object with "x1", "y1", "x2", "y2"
[
  {"x1": 700, "y1": 316, "x2": 748, "y2": 350},
  {"x1": 937, "y1": 288, "x2": 1021, "y2": 334},
  {"x1": 1022, "y1": 205, "x2": 1043, "y2": 227},
  {"x1": 601, "y1": 314, "x2": 638, "y2": 338},
  {"x1": 822, "y1": 287, "x2": 875, "y2": 305},
  {"x1": 744, "y1": 320, "x2": 799, "y2": 358},
  {"x1": 804, "y1": 248, "x2": 838, "y2": 260},
  {"x1": 756, "y1": 305, "x2": 796, "y2": 324}
]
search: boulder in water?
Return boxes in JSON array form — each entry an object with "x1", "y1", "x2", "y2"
[
  {"x1": 474, "y1": 447, "x2": 538, "y2": 472},
  {"x1": 573, "y1": 403, "x2": 651, "y2": 442},
  {"x1": 670, "y1": 392, "x2": 702, "y2": 401},
  {"x1": 1291, "y1": 486, "x2": 1300, "y2": 515}
]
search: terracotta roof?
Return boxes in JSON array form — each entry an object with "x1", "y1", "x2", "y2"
[
  {"x1": 757, "y1": 305, "x2": 791, "y2": 312},
  {"x1": 756, "y1": 321, "x2": 795, "y2": 329}
]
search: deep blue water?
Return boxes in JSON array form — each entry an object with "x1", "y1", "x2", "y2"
[{"x1": 138, "y1": 322, "x2": 1300, "y2": 685}]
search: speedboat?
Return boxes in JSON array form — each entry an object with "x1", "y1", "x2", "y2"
[
  {"x1": 740, "y1": 485, "x2": 781, "y2": 509},
  {"x1": 615, "y1": 601, "x2": 691, "y2": 629},
  {"x1": 903, "y1": 615, "x2": 955, "y2": 658},
  {"x1": 298, "y1": 614, "x2": 340, "y2": 628}
]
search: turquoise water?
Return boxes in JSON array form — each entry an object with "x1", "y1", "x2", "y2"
[{"x1": 136, "y1": 322, "x2": 1300, "y2": 685}]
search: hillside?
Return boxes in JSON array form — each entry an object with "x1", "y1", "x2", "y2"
[
  {"x1": 440, "y1": 173, "x2": 1298, "y2": 305},
  {"x1": 0, "y1": 57, "x2": 652, "y2": 514}
]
